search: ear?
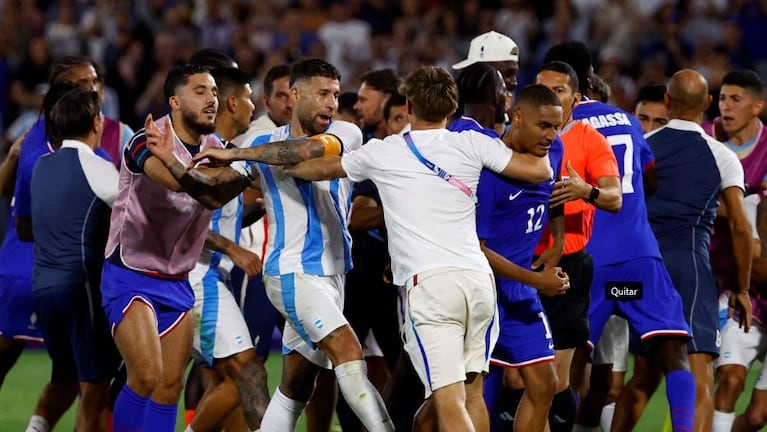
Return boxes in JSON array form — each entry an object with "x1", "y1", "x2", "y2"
[
  {"x1": 512, "y1": 109, "x2": 522, "y2": 127},
  {"x1": 227, "y1": 95, "x2": 237, "y2": 113},
  {"x1": 664, "y1": 93, "x2": 672, "y2": 109},
  {"x1": 169, "y1": 95, "x2": 180, "y2": 111},
  {"x1": 573, "y1": 91, "x2": 582, "y2": 104},
  {"x1": 291, "y1": 86, "x2": 299, "y2": 102},
  {"x1": 703, "y1": 94, "x2": 713, "y2": 111},
  {"x1": 754, "y1": 99, "x2": 765, "y2": 116}
]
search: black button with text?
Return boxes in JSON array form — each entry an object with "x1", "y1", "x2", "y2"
[{"x1": 605, "y1": 281, "x2": 643, "y2": 300}]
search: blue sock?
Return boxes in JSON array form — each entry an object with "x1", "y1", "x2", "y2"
[
  {"x1": 113, "y1": 385, "x2": 149, "y2": 432},
  {"x1": 666, "y1": 369, "x2": 696, "y2": 432},
  {"x1": 145, "y1": 399, "x2": 178, "y2": 432}
]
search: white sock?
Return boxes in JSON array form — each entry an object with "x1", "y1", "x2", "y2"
[
  {"x1": 25, "y1": 415, "x2": 49, "y2": 432},
  {"x1": 600, "y1": 402, "x2": 616, "y2": 431},
  {"x1": 184, "y1": 426, "x2": 195, "y2": 432},
  {"x1": 335, "y1": 360, "x2": 394, "y2": 432},
  {"x1": 712, "y1": 410, "x2": 736, "y2": 432},
  {"x1": 258, "y1": 388, "x2": 306, "y2": 432},
  {"x1": 572, "y1": 425, "x2": 600, "y2": 432}
]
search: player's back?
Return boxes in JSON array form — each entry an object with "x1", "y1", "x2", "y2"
[
  {"x1": 645, "y1": 119, "x2": 743, "y2": 254},
  {"x1": 576, "y1": 100, "x2": 662, "y2": 265}
]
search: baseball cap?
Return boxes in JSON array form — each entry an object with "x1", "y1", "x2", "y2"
[{"x1": 452, "y1": 31, "x2": 519, "y2": 70}]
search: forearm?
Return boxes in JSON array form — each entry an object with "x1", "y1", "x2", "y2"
[
  {"x1": 349, "y1": 206, "x2": 384, "y2": 231},
  {"x1": 228, "y1": 138, "x2": 327, "y2": 165},
  {"x1": 482, "y1": 244, "x2": 540, "y2": 287},
  {"x1": 590, "y1": 185, "x2": 622, "y2": 213},
  {"x1": 549, "y1": 211, "x2": 565, "y2": 255},
  {"x1": 163, "y1": 157, "x2": 253, "y2": 210},
  {"x1": 0, "y1": 152, "x2": 19, "y2": 197},
  {"x1": 731, "y1": 223, "x2": 754, "y2": 293},
  {"x1": 204, "y1": 231, "x2": 235, "y2": 254}
]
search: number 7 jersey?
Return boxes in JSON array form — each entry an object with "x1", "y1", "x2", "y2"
[{"x1": 576, "y1": 99, "x2": 663, "y2": 265}]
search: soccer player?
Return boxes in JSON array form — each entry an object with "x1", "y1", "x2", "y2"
[
  {"x1": 30, "y1": 85, "x2": 120, "y2": 431},
  {"x1": 250, "y1": 64, "x2": 293, "y2": 131},
  {"x1": 642, "y1": 69, "x2": 753, "y2": 432},
  {"x1": 186, "y1": 66, "x2": 270, "y2": 432},
  {"x1": 703, "y1": 69, "x2": 767, "y2": 432},
  {"x1": 180, "y1": 58, "x2": 394, "y2": 432},
  {"x1": 4, "y1": 56, "x2": 122, "y2": 432},
  {"x1": 635, "y1": 85, "x2": 670, "y2": 134},
  {"x1": 383, "y1": 91, "x2": 408, "y2": 136},
  {"x1": 534, "y1": 60, "x2": 622, "y2": 432},
  {"x1": 353, "y1": 69, "x2": 400, "y2": 141},
  {"x1": 544, "y1": 44, "x2": 696, "y2": 432},
  {"x1": 105, "y1": 62, "x2": 339, "y2": 431},
  {"x1": 278, "y1": 65, "x2": 554, "y2": 432}
]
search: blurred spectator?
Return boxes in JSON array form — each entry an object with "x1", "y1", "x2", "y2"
[
  {"x1": 318, "y1": 1, "x2": 371, "y2": 79},
  {"x1": 7, "y1": 35, "x2": 51, "y2": 130}
]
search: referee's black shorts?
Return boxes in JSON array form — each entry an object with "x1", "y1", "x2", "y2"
[{"x1": 538, "y1": 249, "x2": 593, "y2": 350}]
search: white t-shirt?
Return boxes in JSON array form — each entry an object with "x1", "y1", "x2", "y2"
[{"x1": 341, "y1": 128, "x2": 515, "y2": 285}]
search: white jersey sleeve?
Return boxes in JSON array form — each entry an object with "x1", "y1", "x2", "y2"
[
  {"x1": 708, "y1": 138, "x2": 745, "y2": 192},
  {"x1": 465, "y1": 131, "x2": 515, "y2": 174},
  {"x1": 341, "y1": 138, "x2": 383, "y2": 183},
  {"x1": 327, "y1": 120, "x2": 363, "y2": 153}
]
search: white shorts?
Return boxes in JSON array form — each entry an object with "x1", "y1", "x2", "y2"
[
  {"x1": 717, "y1": 317, "x2": 767, "y2": 390},
  {"x1": 362, "y1": 331, "x2": 384, "y2": 358},
  {"x1": 404, "y1": 268, "x2": 498, "y2": 398},
  {"x1": 593, "y1": 315, "x2": 629, "y2": 372},
  {"x1": 191, "y1": 276, "x2": 254, "y2": 365},
  {"x1": 265, "y1": 273, "x2": 347, "y2": 369}
]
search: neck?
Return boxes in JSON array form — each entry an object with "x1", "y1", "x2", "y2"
[
  {"x1": 214, "y1": 116, "x2": 238, "y2": 142},
  {"x1": 72, "y1": 135, "x2": 99, "y2": 150},
  {"x1": 171, "y1": 112, "x2": 202, "y2": 145},
  {"x1": 670, "y1": 110, "x2": 703, "y2": 125},
  {"x1": 288, "y1": 117, "x2": 308, "y2": 138},
  {"x1": 463, "y1": 104, "x2": 495, "y2": 129},
  {"x1": 410, "y1": 117, "x2": 446, "y2": 131},
  {"x1": 728, "y1": 117, "x2": 761, "y2": 146}
]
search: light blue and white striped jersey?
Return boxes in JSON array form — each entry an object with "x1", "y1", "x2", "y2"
[
  {"x1": 234, "y1": 120, "x2": 363, "y2": 277},
  {"x1": 188, "y1": 195, "x2": 243, "y2": 286}
]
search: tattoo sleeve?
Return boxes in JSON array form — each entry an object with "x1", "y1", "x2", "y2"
[
  {"x1": 231, "y1": 138, "x2": 327, "y2": 165},
  {"x1": 164, "y1": 158, "x2": 255, "y2": 209}
]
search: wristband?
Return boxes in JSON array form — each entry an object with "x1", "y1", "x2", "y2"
[{"x1": 586, "y1": 186, "x2": 600, "y2": 203}]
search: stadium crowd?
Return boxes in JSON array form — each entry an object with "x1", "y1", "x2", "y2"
[{"x1": 2, "y1": 1, "x2": 767, "y2": 432}]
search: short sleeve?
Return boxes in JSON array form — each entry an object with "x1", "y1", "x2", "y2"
[
  {"x1": 584, "y1": 127, "x2": 620, "y2": 183},
  {"x1": 327, "y1": 120, "x2": 363, "y2": 153},
  {"x1": 712, "y1": 142, "x2": 745, "y2": 192},
  {"x1": 123, "y1": 129, "x2": 150, "y2": 174},
  {"x1": 468, "y1": 131, "x2": 514, "y2": 174},
  {"x1": 475, "y1": 170, "x2": 499, "y2": 240},
  {"x1": 342, "y1": 139, "x2": 381, "y2": 182}
]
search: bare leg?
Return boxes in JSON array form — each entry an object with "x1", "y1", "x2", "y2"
[{"x1": 689, "y1": 352, "x2": 715, "y2": 432}]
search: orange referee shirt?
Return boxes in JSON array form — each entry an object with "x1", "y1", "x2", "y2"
[{"x1": 536, "y1": 120, "x2": 620, "y2": 255}]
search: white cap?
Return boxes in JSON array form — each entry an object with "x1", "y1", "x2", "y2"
[{"x1": 452, "y1": 31, "x2": 519, "y2": 70}]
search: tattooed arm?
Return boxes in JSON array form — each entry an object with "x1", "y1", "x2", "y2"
[{"x1": 190, "y1": 134, "x2": 341, "y2": 166}]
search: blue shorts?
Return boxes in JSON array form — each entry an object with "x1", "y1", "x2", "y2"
[
  {"x1": 588, "y1": 257, "x2": 691, "y2": 352},
  {"x1": 0, "y1": 275, "x2": 42, "y2": 342},
  {"x1": 101, "y1": 262, "x2": 195, "y2": 337},
  {"x1": 491, "y1": 283, "x2": 554, "y2": 368},
  {"x1": 230, "y1": 267, "x2": 282, "y2": 357},
  {"x1": 662, "y1": 249, "x2": 720, "y2": 355},
  {"x1": 34, "y1": 282, "x2": 118, "y2": 382}
]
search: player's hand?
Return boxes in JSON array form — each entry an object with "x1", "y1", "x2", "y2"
[
  {"x1": 535, "y1": 265, "x2": 570, "y2": 297},
  {"x1": 550, "y1": 161, "x2": 590, "y2": 207},
  {"x1": 190, "y1": 147, "x2": 236, "y2": 167},
  {"x1": 728, "y1": 290, "x2": 752, "y2": 333},
  {"x1": 8, "y1": 127, "x2": 30, "y2": 159},
  {"x1": 144, "y1": 114, "x2": 176, "y2": 164},
  {"x1": 227, "y1": 243, "x2": 262, "y2": 278}
]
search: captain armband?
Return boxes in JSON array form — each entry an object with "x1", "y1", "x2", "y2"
[{"x1": 312, "y1": 133, "x2": 343, "y2": 156}]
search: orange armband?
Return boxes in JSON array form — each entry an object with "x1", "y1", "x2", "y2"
[{"x1": 312, "y1": 133, "x2": 342, "y2": 156}]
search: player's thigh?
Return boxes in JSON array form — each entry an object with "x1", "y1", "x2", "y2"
[
  {"x1": 492, "y1": 295, "x2": 554, "y2": 369},
  {"x1": 0, "y1": 275, "x2": 41, "y2": 341},
  {"x1": 716, "y1": 319, "x2": 765, "y2": 369}
]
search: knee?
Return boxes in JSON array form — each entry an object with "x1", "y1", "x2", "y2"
[
  {"x1": 746, "y1": 407, "x2": 767, "y2": 429},
  {"x1": 526, "y1": 374, "x2": 558, "y2": 403},
  {"x1": 127, "y1": 366, "x2": 162, "y2": 397},
  {"x1": 718, "y1": 371, "x2": 745, "y2": 397},
  {"x1": 223, "y1": 349, "x2": 256, "y2": 379}
]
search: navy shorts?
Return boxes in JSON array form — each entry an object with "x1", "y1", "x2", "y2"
[
  {"x1": 0, "y1": 275, "x2": 42, "y2": 341},
  {"x1": 661, "y1": 249, "x2": 720, "y2": 356},
  {"x1": 34, "y1": 282, "x2": 119, "y2": 382},
  {"x1": 491, "y1": 283, "x2": 554, "y2": 368},
  {"x1": 588, "y1": 257, "x2": 691, "y2": 350},
  {"x1": 101, "y1": 262, "x2": 195, "y2": 337},
  {"x1": 539, "y1": 250, "x2": 593, "y2": 349}
]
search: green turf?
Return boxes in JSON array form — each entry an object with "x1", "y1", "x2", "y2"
[{"x1": 1, "y1": 349, "x2": 765, "y2": 431}]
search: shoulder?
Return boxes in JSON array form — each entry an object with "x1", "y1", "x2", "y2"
[
  {"x1": 233, "y1": 125, "x2": 282, "y2": 148},
  {"x1": 327, "y1": 120, "x2": 363, "y2": 152}
]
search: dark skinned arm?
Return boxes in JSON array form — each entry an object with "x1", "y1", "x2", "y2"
[
  {"x1": 480, "y1": 239, "x2": 569, "y2": 297},
  {"x1": 349, "y1": 195, "x2": 384, "y2": 232},
  {"x1": 721, "y1": 186, "x2": 754, "y2": 331}
]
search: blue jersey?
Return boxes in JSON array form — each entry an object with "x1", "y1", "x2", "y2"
[
  {"x1": 645, "y1": 119, "x2": 744, "y2": 255},
  {"x1": 576, "y1": 100, "x2": 662, "y2": 265},
  {"x1": 450, "y1": 114, "x2": 563, "y2": 302},
  {"x1": 31, "y1": 140, "x2": 118, "y2": 290}
]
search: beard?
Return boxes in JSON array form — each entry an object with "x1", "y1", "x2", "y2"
[{"x1": 182, "y1": 108, "x2": 216, "y2": 136}]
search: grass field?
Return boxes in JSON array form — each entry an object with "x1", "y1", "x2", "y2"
[{"x1": 1, "y1": 348, "x2": 766, "y2": 431}]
